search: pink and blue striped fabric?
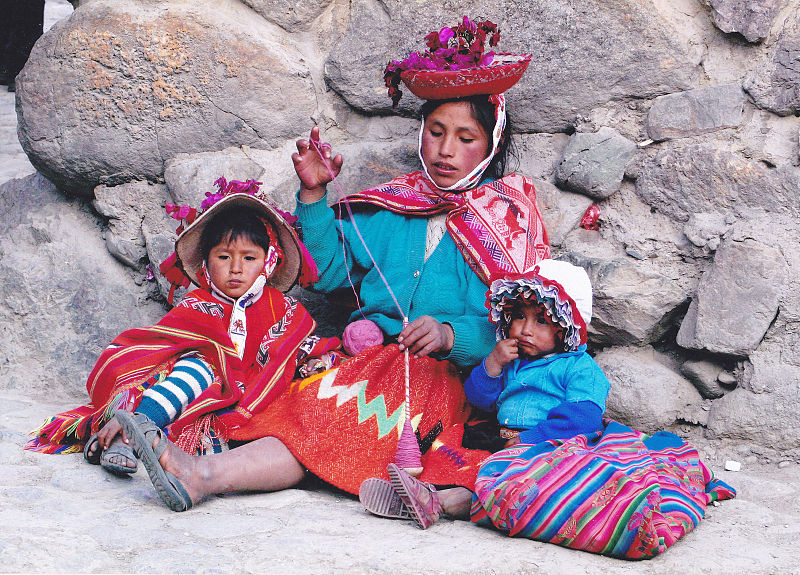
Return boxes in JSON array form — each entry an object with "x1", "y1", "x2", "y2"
[{"x1": 471, "y1": 420, "x2": 735, "y2": 559}]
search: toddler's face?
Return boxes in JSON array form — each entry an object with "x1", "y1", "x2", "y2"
[
  {"x1": 207, "y1": 235, "x2": 267, "y2": 299},
  {"x1": 508, "y1": 300, "x2": 561, "y2": 359}
]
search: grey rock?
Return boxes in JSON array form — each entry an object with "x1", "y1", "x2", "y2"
[
  {"x1": 240, "y1": 0, "x2": 333, "y2": 32},
  {"x1": 707, "y1": 367, "x2": 800, "y2": 448},
  {"x1": 683, "y1": 212, "x2": 730, "y2": 250},
  {"x1": 744, "y1": 9, "x2": 800, "y2": 116},
  {"x1": 596, "y1": 346, "x2": 705, "y2": 432},
  {"x1": 93, "y1": 180, "x2": 171, "y2": 269},
  {"x1": 0, "y1": 173, "x2": 164, "y2": 401},
  {"x1": 681, "y1": 359, "x2": 728, "y2": 399},
  {"x1": 635, "y1": 144, "x2": 800, "y2": 222},
  {"x1": 700, "y1": 0, "x2": 783, "y2": 42},
  {"x1": 516, "y1": 133, "x2": 571, "y2": 182},
  {"x1": 164, "y1": 147, "x2": 267, "y2": 209},
  {"x1": 532, "y1": 179, "x2": 593, "y2": 249},
  {"x1": 142, "y1": 217, "x2": 184, "y2": 303},
  {"x1": 677, "y1": 237, "x2": 788, "y2": 356},
  {"x1": 569, "y1": 254, "x2": 689, "y2": 346},
  {"x1": 646, "y1": 84, "x2": 746, "y2": 141},
  {"x1": 325, "y1": 0, "x2": 697, "y2": 132},
  {"x1": 15, "y1": 0, "x2": 316, "y2": 194},
  {"x1": 554, "y1": 128, "x2": 637, "y2": 200}
]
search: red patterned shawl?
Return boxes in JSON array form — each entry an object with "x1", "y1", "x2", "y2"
[
  {"x1": 339, "y1": 172, "x2": 551, "y2": 284},
  {"x1": 26, "y1": 287, "x2": 339, "y2": 454}
]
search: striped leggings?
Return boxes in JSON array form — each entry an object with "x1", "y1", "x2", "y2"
[{"x1": 135, "y1": 355, "x2": 214, "y2": 429}]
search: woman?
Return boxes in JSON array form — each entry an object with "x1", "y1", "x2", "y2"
[{"x1": 118, "y1": 34, "x2": 551, "y2": 510}]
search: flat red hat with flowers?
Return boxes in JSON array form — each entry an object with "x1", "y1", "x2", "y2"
[{"x1": 384, "y1": 16, "x2": 531, "y2": 106}]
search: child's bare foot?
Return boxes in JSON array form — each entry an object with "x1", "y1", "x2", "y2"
[
  {"x1": 99, "y1": 417, "x2": 137, "y2": 472},
  {"x1": 85, "y1": 416, "x2": 138, "y2": 474}
]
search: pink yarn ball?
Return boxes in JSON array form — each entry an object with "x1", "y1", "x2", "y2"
[{"x1": 342, "y1": 319, "x2": 384, "y2": 356}]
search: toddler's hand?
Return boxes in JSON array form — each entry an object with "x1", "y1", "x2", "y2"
[
  {"x1": 484, "y1": 338, "x2": 519, "y2": 377},
  {"x1": 504, "y1": 435, "x2": 521, "y2": 448},
  {"x1": 292, "y1": 126, "x2": 343, "y2": 203},
  {"x1": 97, "y1": 415, "x2": 126, "y2": 449}
]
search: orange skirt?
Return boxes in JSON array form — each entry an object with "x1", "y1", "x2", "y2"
[{"x1": 230, "y1": 345, "x2": 490, "y2": 494}]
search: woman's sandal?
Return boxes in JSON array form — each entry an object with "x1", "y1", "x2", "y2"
[
  {"x1": 116, "y1": 411, "x2": 193, "y2": 512},
  {"x1": 387, "y1": 463, "x2": 442, "y2": 529},
  {"x1": 359, "y1": 477, "x2": 412, "y2": 520}
]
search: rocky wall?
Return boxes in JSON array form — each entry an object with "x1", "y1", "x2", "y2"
[{"x1": 5, "y1": 0, "x2": 800, "y2": 455}]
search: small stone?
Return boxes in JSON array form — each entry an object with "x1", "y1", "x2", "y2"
[
  {"x1": 724, "y1": 460, "x2": 742, "y2": 471},
  {"x1": 712, "y1": 500, "x2": 721, "y2": 507},
  {"x1": 625, "y1": 247, "x2": 646, "y2": 260},
  {"x1": 717, "y1": 371, "x2": 737, "y2": 385},
  {"x1": 778, "y1": 460, "x2": 792, "y2": 469}
]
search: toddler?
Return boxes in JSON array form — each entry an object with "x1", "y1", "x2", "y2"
[
  {"x1": 464, "y1": 258, "x2": 610, "y2": 449},
  {"x1": 360, "y1": 259, "x2": 611, "y2": 529}
]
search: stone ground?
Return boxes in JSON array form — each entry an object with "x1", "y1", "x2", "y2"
[{"x1": 1, "y1": 2, "x2": 798, "y2": 574}]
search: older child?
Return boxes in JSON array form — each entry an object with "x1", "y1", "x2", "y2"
[{"x1": 26, "y1": 179, "x2": 339, "y2": 486}]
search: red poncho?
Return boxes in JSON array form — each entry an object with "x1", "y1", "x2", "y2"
[{"x1": 26, "y1": 287, "x2": 340, "y2": 454}]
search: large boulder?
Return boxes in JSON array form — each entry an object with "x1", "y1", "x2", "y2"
[
  {"x1": 634, "y1": 144, "x2": 800, "y2": 222},
  {"x1": 595, "y1": 346, "x2": 705, "y2": 432},
  {"x1": 325, "y1": 0, "x2": 698, "y2": 132},
  {"x1": 567, "y1": 253, "x2": 689, "y2": 347},
  {"x1": 93, "y1": 180, "x2": 172, "y2": 269},
  {"x1": 700, "y1": 0, "x2": 783, "y2": 42},
  {"x1": 707, "y1": 337, "x2": 800, "y2": 448},
  {"x1": 163, "y1": 148, "x2": 267, "y2": 209},
  {"x1": 677, "y1": 236, "x2": 789, "y2": 357},
  {"x1": 554, "y1": 127, "x2": 637, "y2": 200},
  {"x1": 532, "y1": 180, "x2": 593, "y2": 249},
  {"x1": 645, "y1": 84, "x2": 746, "y2": 141},
  {"x1": 743, "y1": 6, "x2": 800, "y2": 116},
  {"x1": 16, "y1": 0, "x2": 316, "y2": 194},
  {"x1": 0, "y1": 173, "x2": 164, "y2": 402}
]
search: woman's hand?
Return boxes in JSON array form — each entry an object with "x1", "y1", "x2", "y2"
[
  {"x1": 397, "y1": 316, "x2": 454, "y2": 359},
  {"x1": 484, "y1": 338, "x2": 519, "y2": 377},
  {"x1": 292, "y1": 126, "x2": 343, "y2": 203}
]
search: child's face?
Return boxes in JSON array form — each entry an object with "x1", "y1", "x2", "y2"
[
  {"x1": 207, "y1": 235, "x2": 268, "y2": 299},
  {"x1": 507, "y1": 300, "x2": 561, "y2": 359},
  {"x1": 420, "y1": 101, "x2": 490, "y2": 189}
]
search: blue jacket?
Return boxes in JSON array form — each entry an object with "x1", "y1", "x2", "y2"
[
  {"x1": 464, "y1": 345, "x2": 610, "y2": 444},
  {"x1": 294, "y1": 193, "x2": 495, "y2": 368}
]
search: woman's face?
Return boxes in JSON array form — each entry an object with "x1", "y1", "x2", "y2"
[{"x1": 420, "y1": 101, "x2": 490, "y2": 189}]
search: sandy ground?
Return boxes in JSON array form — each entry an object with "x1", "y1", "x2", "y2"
[
  {"x1": 1, "y1": 391, "x2": 797, "y2": 574},
  {"x1": 1, "y1": 2, "x2": 798, "y2": 574}
]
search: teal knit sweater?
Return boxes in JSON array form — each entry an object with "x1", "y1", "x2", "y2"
[{"x1": 295, "y1": 193, "x2": 495, "y2": 369}]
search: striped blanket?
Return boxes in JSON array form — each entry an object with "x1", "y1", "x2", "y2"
[{"x1": 471, "y1": 421, "x2": 735, "y2": 559}]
